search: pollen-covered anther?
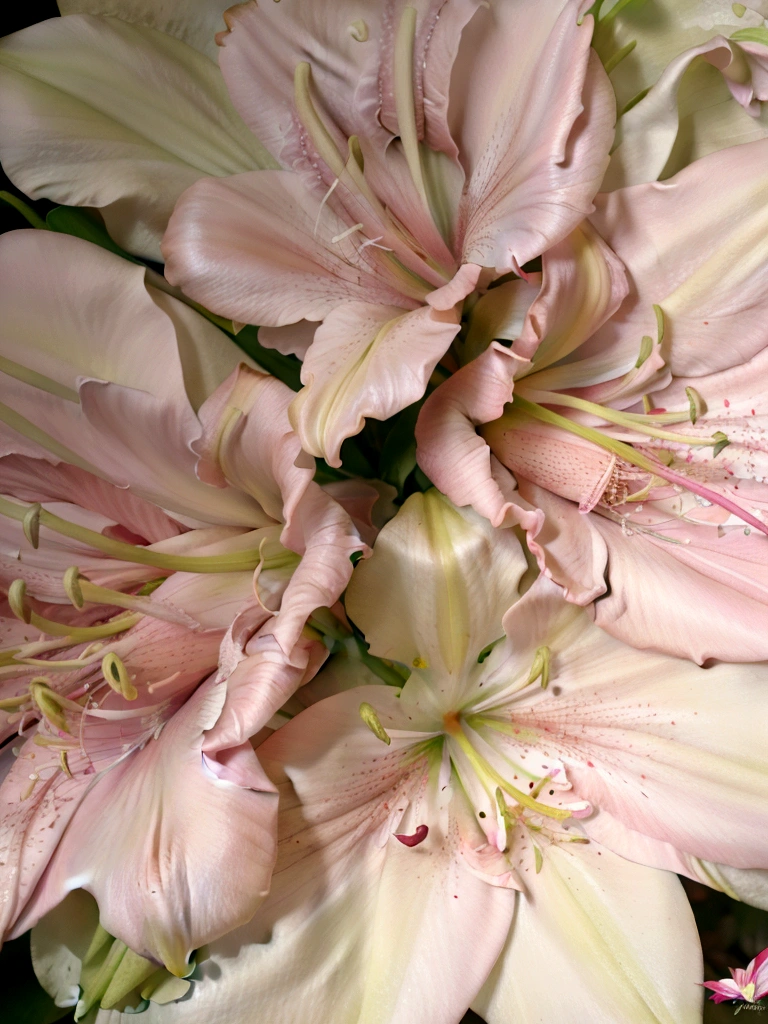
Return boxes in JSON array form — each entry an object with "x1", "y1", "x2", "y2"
[{"x1": 394, "y1": 824, "x2": 429, "y2": 847}]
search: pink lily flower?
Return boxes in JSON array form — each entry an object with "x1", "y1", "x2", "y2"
[
  {"x1": 417, "y1": 138, "x2": 768, "y2": 663},
  {"x1": 83, "y1": 491, "x2": 768, "y2": 1023},
  {"x1": 703, "y1": 947, "x2": 768, "y2": 1004},
  {"x1": 161, "y1": 0, "x2": 615, "y2": 467},
  {"x1": 0, "y1": 229, "x2": 364, "y2": 976}
]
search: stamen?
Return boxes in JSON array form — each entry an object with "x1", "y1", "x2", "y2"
[
  {"x1": 0, "y1": 495, "x2": 263, "y2": 572},
  {"x1": 0, "y1": 401, "x2": 99, "y2": 475},
  {"x1": 635, "y1": 335, "x2": 653, "y2": 368},
  {"x1": 526, "y1": 646, "x2": 551, "y2": 689},
  {"x1": 0, "y1": 354, "x2": 80, "y2": 403},
  {"x1": 8, "y1": 580, "x2": 142, "y2": 640},
  {"x1": 448, "y1": 719, "x2": 571, "y2": 821},
  {"x1": 313, "y1": 176, "x2": 339, "y2": 237},
  {"x1": 685, "y1": 387, "x2": 706, "y2": 425},
  {"x1": 359, "y1": 702, "x2": 392, "y2": 745},
  {"x1": 294, "y1": 63, "x2": 346, "y2": 179},
  {"x1": 394, "y1": 824, "x2": 429, "y2": 847},
  {"x1": 102, "y1": 652, "x2": 137, "y2": 701},
  {"x1": 518, "y1": 388, "x2": 726, "y2": 447},
  {"x1": 512, "y1": 396, "x2": 768, "y2": 537},
  {"x1": 59, "y1": 750, "x2": 73, "y2": 779},
  {"x1": 603, "y1": 38, "x2": 637, "y2": 75},
  {"x1": 29, "y1": 678, "x2": 81, "y2": 733},
  {"x1": 63, "y1": 568, "x2": 195, "y2": 628}
]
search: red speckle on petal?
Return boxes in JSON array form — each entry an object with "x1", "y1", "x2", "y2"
[
  {"x1": 724, "y1": 399, "x2": 730, "y2": 408},
  {"x1": 703, "y1": 321, "x2": 709, "y2": 325},
  {"x1": 394, "y1": 824, "x2": 429, "y2": 847},
  {"x1": 587, "y1": 761, "x2": 595, "y2": 768},
  {"x1": 752, "y1": 409, "x2": 756, "y2": 416}
]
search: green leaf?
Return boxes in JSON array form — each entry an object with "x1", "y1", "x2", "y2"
[
  {"x1": 379, "y1": 399, "x2": 424, "y2": 493},
  {"x1": 227, "y1": 325, "x2": 303, "y2": 392},
  {"x1": 45, "y1": 207, "x2": 142, "y2": 265}
]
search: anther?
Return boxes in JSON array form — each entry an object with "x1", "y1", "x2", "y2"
[
  {"x1": 394, "y1": 824, "x2": 429, "y2": 847},
  {"x1": 22, "y1": 503, "x2": 41, "y2": 549},
  {"x1": 359, "y1": 702, "x2": 392, "y2": 745},
  {"x1": 29, "y1": 679, "x2": 70, "y2": 733},
  {"x1": 348, "y1": 19, "x2": 369, "y2": 41},
  {"x1": 102, "y1": 652, "x2": 137, "y2": 701},
  {"x1": 685, "y1": 387, "x2": 706, "y2": 425},
  {"x1": 59, "y1": 750, "x2": 73, "y2": 779},
  {"x1": 8, "y1": 579, "x2": 31, "y2": 624},
  {"x1": 635, "y1": 336, "x2": 653, "y2": 368},
  {"x1": 526, "y1": 646, "x2": 551, "y2": 689},
  {"x1": 63, "y1": 566, "x2": 84, "y2": 609}
]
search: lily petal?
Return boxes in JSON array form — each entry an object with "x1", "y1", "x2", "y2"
[
  {"x1": 456, "y1": 2, "x2": 615, "y2": 270},
  {"x1": 605, "y1": 35, "x2": 768, "y2": 190},
  {"x1": 0, "y1": 16, "x2": 272, "y2": 260},
  {"x1": 0, "y1": 230, "x2": 262, "y2": 526},
  {"x1": 13, "y1": 678, "x2": 278, "y2": 977},
  {"x1": 162, "y1": 170, "x2": 413, "y2": 327},
  {"x1": 474, "y1": 843, "x2": 702, "y2": 1024},
  {"x1": 292, "y1": 302, "x2": 460, "y2": 466},
  {"x1": 415, "y1": 342, "x2": 540, "y2": 531},
  {"x1": 591, "y1": 138, "x2": 768, "y2": 377},
  {"x1": 345, "y1": 489, "x2": 527, "y2": 689},
  {"x1": 57, "y1": 0, "x2": 235, "y2": 60}
]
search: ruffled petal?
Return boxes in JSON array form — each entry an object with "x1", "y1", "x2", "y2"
[
  {"x1": 292, "y1": 302, "x2": 460, "y2": 466},
  {"x1": 415, "y1": 343, "x2": 540, "y2": 530},
  {"x1": 456, "y1": 2, "x2": 615, "y2": 270},
  {"x1": 12, "y1": 679, "x2": 278, "y2": 976},
  {"x1": 57, "y1": 0, "x2": 235, "y2": 60},
  {"x1": 605, "y1": 35, "x2": 768, "y2": 190},
  {"x1": 0, "y1": 16, "x2": 272, "y2": 259},
  {"x1": 0, "y1": 230, "x2": 261, "y2": 526},
  {"x1": 591, "y1": 138, "x2": 768, "y2": 377}
]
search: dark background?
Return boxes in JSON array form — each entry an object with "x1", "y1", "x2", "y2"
[{"x1": 0, "y1": 3, "x2": 766, "y2": 1022}]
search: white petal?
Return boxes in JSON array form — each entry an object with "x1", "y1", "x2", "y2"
[
  {"x1": 0, "y1": 16, "x2": 273, "y2": 259},
  {"x1": 474, "y1": 843, "x2": 702, "y2": 1024}
]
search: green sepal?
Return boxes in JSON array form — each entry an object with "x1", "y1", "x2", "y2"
[
  {"x1": 379, "y1": 399, "x2": 423, "y2": 492},
  {"x1": 222, "y1": 325, "x2": 302, "y2": 392},
  {"x1": 46, "y1": 207, "x2": 143, "y2": 265}
]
